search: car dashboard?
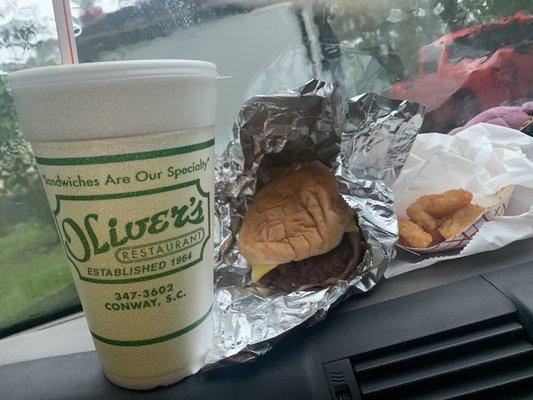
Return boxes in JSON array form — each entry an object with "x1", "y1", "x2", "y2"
[{"x1": 1, "y1": 237, "x2": 533, "y2": 400}]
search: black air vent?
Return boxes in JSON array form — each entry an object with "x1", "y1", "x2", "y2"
[{"x1": 352, "y1": 315, "x2": 533, "y2": 400}]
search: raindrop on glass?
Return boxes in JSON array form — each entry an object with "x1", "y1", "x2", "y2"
[
  {"x1": 72, "y1": 22, "x2": 82, "y2": 37},
  {"x1": 0, "y1": 0, "x2": 15, "y2": 27},
  {"x1": 433, "y1": 3, "x2": 445, "y2": 15},
  {"x1": 386, "y1": 8, "x2": 406, "y2": 23},
  {"x1": 118, "y1": 0, "x2": 133, "y2": 8},
  {"x1": 414, "y1": 8, "x2": 426, "y2": 18},
  {"x1": 16, "y1": 6, "x2": 36, "y2": 21}
]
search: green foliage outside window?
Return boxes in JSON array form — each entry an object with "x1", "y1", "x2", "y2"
[{"x1": 0, "y1": 18, "x2": 77, "y2": 332}]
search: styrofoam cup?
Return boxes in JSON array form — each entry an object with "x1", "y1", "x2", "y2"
[{"x1": 9, "y1": 60, "x2": 217, "y2": 389}]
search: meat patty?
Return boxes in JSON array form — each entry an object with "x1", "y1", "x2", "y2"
[{"x1": 260, "y1": 234, "x2": 357, "y2": 292}]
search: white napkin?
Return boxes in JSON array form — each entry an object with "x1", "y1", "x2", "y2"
[{"x1": 386, "y1": 123, "x2": 533, "y2": 278}]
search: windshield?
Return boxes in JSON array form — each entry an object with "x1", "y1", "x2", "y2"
[{"x1": 1, "y1": 0, "x2": 532, "y2": 337}]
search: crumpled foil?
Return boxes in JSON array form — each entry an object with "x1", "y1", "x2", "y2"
[{"x1": 206, "y1": 80, "x2": 424, "y2": 368}]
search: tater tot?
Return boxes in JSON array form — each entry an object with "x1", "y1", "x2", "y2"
[
  {"x1": 398, "y1": 218, "x2": 433, "y2": 248},
  {"x1": 427, "y1": 227, "x2": 445, "y2": 245},
  {"x1": 417, "y1": 189, "x2": 473, "y2": 218},
  {"x1": 406, "y1": 202, "x2": 439, "y2": 231},
  {"x1": 438, "y1": 204, "x2": 485, "y2": 239}
]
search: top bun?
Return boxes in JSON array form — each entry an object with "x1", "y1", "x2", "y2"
[{"x1": 238, "y1": 164, "x2": 352, "y2": 265}]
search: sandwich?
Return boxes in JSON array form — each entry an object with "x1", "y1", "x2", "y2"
[{"x1": 238, "y1": 164, "x2": 362, "y2": 291}]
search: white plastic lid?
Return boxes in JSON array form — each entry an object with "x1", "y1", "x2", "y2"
[
  {"x1": 9, "y1": 59, "x2": 218, "y2": 141},
  {"x1": 9, "y1": 59, "x2": 218, "y2": 89}
]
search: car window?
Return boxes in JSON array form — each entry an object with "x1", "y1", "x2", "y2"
[
  {"x1": 0, "y1": 1, "x2": 81, "y2": 336},
  {"x1": 0, "y1": 0, "x2": 531, "y2": 337}
]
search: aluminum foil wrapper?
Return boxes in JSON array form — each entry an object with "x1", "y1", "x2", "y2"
[{"x1": 207, "y1": 80, "x2": 424, "y2": 368}]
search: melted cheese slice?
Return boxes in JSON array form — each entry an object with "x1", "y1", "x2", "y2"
[
  {"x1": 251, "y1": 263, "x2": 278, "y2": 283},
  {"x1": 250, "y1": 219, "x2": 358, "y2": 283}
]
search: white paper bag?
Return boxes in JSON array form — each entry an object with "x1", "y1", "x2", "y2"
[{"x1": 387, "y1": 123, "x2": 533, "y2": 278}]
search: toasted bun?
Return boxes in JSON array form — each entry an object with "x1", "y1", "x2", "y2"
[{"x1": 238, "y1": 164, "x2": 352, "y2": 265}]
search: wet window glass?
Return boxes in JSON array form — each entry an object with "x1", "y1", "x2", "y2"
[
  {"x1": 1, "y1": 0, "x2": 531, "y2": 336},
  {"x1": 0, "y1": 0, "x2": 79, "y2": 336}
]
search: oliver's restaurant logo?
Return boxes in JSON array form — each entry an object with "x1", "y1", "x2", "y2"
[{"x1": 51, "y1": 179, "x2": 210, "y2": 284}]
